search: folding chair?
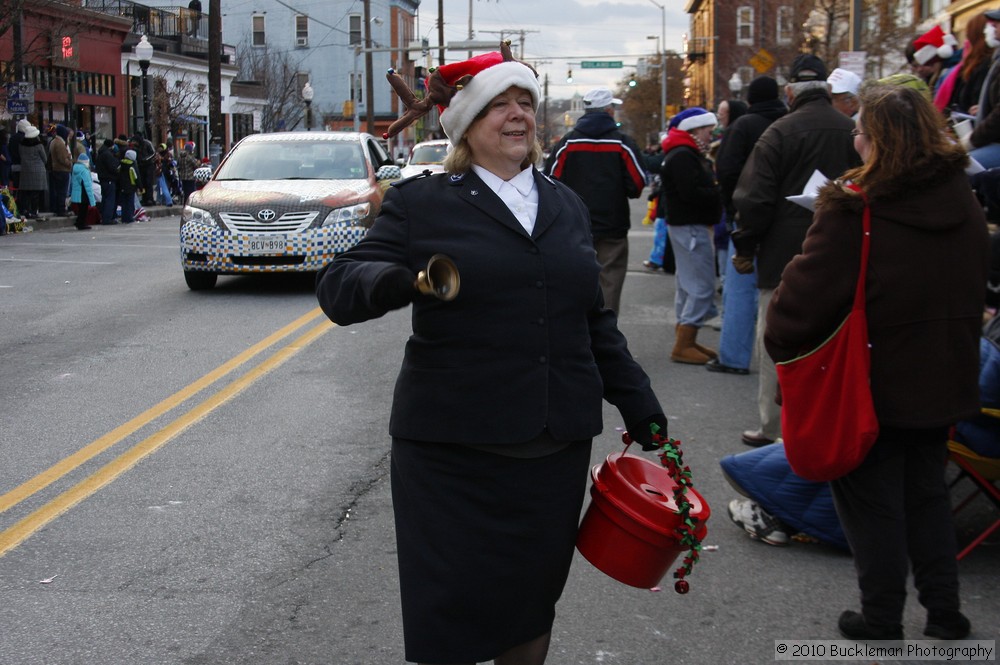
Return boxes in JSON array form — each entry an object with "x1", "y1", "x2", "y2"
[{"x1": 948, "y1": 407, "x2": 1000, "y2": 560}]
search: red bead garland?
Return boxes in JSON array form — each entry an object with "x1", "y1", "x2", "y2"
[{"x1": 622, "y1": 424, "x2": 704, "y2": 594}]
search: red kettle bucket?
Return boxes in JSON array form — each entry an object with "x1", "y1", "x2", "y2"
[{"x1": 577, "y1": 451, "x2": 710, "y2": 589}]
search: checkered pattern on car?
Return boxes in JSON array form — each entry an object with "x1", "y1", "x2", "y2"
[{"x1": 180, "y1": 222, "x2": 367, "y2": 273}]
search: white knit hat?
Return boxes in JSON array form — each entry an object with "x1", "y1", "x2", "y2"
[{"x1": 16, "y1": 119, "x2": 30, "y2": 134}]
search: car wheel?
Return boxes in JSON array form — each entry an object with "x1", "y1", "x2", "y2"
[{"x1": 184, "y1": 271, "x2": 218, "y2": 290}]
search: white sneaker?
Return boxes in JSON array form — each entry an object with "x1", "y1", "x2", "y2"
[{"x1": 727, "y1": 499, "x2": 790, "y2": 546}]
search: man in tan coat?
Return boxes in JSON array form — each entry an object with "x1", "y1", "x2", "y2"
[{"x1": 47, "y1": 124, "x2": 73, "y2": 216}]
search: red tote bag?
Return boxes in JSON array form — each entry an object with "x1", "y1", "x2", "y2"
[{"x1": 776, "y1": 188, "x2": 879, "y2": 482}]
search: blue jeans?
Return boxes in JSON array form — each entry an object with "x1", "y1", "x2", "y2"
[
  {"x1": 157, "y1": 174, "x2": 173, "y2": 206},
  {"x1": 49, "y1": 171, "x2": 70, "y2": 214},
  {"x1": 969, "y1": 142, "x2": 1000, "y2": 170},
  {"x1": 668, "y1": 224, "x2": 717, "y2": 326},
  {"x1": 649, "y1": 217, "x2": 667, "y2": 265},
  {"x1": 718, "y1": 239, "x2": 758, "y2": 370}
]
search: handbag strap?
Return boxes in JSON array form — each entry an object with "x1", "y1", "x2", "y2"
[{"x1": 845, "y1": 183, "x2": 871, "y2": 311}]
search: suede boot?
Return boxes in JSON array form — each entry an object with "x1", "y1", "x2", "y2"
[
  {"x1": 675, "y1": 323, "x2": 717, "y2": 359},
  {"x1": 672, "y1": 324, "x2": 712, "y2": 364}
]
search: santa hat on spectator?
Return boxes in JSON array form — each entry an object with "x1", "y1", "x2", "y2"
[
  {"x1": 669, "y1": 107, "x2": 718, "y2": 132},
  {"x1": 913, "y1": 25, "x2": 958, "y2": 65},
  {"x1": 383, "y1": 40, "x2": 539, "y2": 146}
]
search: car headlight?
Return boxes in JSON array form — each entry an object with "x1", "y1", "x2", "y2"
[
  {"x1": 182, "y1": 205, "x2": 217, "y2": 227},
  {"x1": 322, "y1": 202, "x2": 371, "y2": 227}
]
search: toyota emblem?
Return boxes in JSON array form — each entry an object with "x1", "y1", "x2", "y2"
[{"x1": 257, "y1": 209, "x2": 277, "y2": 222}]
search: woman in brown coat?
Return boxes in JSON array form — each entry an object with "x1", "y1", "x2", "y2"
[{"x1": 765, "y1": 84, "x2": 988, "y2": 641}]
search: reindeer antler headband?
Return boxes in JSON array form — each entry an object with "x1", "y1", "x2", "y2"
[{"x1": 383, "y1": 40, "x2": 540, "y2": 146}]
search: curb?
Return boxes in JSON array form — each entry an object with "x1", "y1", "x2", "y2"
[{"x1": 19, "y1": 206, "x2": 179, "y2": 232}]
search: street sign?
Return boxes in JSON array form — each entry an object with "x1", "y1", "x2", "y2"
[
  {"x1": 838, "y1": 51, "x2": 867, "y2": 78},
  {"x1": 581, "y1": 61, "x2": 623, "y2": 69},
  {"x1": 4, "y1": 82, "x2": 34, "y2": 115},
  {"x1": 749, "y1": 49, "x2": 775, "y2": 73}
]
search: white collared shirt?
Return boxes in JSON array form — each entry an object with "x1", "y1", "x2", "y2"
[{"x1": 472, "y1": 165, "x2": 539, "y2": 235}]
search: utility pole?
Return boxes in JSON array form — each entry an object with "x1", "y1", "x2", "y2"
[
  {"x1": 437, "y1": 0, "x2": 445, "y2": 66},
  {"x1": 849, "y1": 0, "x2": 863, "y2": 51},
  {"x1": 208, "y1": 0, "x2": 222, "y2": 165},
  {"x1": 480, "y1": 29, "x2": 539, "y2": 59},
  {"x1": 364, "y1": 0, "x2": 375, "y2": 134}
]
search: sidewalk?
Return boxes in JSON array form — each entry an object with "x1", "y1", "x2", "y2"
[{"x1": 9, "y1": 204, "x2": 178, "y2": 233}]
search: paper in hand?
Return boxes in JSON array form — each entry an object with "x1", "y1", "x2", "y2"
[{"x1": 785, "y1": 169, "x2": 829, "y2": 212}]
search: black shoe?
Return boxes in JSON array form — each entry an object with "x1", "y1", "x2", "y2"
[
  {"x1": 706, "y1": 359, "x2": 750, "y2": 375},
  {"x1": 838, "y1": 610, "x2": 903, "y2": 640},
  {"x1": 924, "y1": 610, "x2": 970, "y2": 640},
  {"x1": 741, "y1": 430, "x2": 776, "y2": 447}
]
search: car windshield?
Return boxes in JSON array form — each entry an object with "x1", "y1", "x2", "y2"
[
  {"x1": 214, "y1": 141, "x2": 368, "y2": 180},
  {"x1": 409, "y1": 144, "x2": 448, "y2": 165}
]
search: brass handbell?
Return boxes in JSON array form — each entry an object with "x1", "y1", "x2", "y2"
[{"x1": 415, "y1": 254, "x2": 461, "y2": 301}]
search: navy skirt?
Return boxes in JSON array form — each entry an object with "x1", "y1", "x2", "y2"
[{"x1": 391, "y1": 436, "x2": 593, "y2": 664}]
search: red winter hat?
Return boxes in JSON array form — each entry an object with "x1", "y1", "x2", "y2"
[
  {"x1": 384, "y1": 40, "x2": 539, "y2": 145},
  {"x1": 913, "y1": 25, "x2": 958, "y2": 65}
]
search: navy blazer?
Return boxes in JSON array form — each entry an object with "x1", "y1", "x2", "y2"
[{"x1": 316, "y1": 168, "x2": 663, "y2": 445}]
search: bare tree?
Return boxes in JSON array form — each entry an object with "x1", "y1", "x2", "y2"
[
  {"x1": 804, "y1": 0, "x2": 914, "y2": 78},
  {"x1": 149, "y1": 71, "x2": 207, "y2": 143},
  {"x1": 234, "y1": 39, "x2": 305, "y2": 132}
]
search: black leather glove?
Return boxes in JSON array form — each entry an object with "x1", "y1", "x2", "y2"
[
  {"x1": 371, "y1": 265, "x2": 416, "y2": 311},
  {"x1": 627, "y1": 413, "x2": 668, "y2": 451}
]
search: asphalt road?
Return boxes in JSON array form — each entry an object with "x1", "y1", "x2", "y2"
[{"x1": 0, "y1": 206, "x2": 996, "y2": 664}]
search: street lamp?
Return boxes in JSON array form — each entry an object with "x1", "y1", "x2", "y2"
[
  {"x1": 135, "y1": 35, "x2": 154, "y2": 140},
  {"x1": 647, "y1": 35, "x2": 662, "y2": 133},
  {"x1": 647, "y1": 0, "x2": 667, "y2": 134},
  {"x1": 729, "y1": 72, "x2": 743, "y2": 101},
  {"x1": 302, "y1": 81, "x2": 314, "y2": 131}
]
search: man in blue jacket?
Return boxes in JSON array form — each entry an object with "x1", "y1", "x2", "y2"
[{"x1": 546, "y1": 87, "x2": 646, "y2": 314}]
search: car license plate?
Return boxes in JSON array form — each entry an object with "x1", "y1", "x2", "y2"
[{"x1": 243, "y1": 236, "x2": 287, "y2": 254}]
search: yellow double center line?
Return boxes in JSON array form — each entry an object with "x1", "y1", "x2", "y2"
[{"x1": 0, "y1": 308, "x2": 334, "y2": 558}]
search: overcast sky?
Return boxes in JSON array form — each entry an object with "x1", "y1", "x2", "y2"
[{"x1": 420, "y1": 0, "x2": 691, "y2": 99}]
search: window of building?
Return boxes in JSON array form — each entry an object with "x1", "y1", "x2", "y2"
[
  {"x1": 349, "y1": 14, "x2": 362, "y2": 46},
  {"x1": 737, "y1": 7, "x2": 754, "y2": 45},
  {"x1": 777, "y1": 6, "x2": 794, "y2": 44},
  {"x1": 919, "y1": 0, "x2": 947, "y2": 20},
  {"x1": 295, "y1": 15, "x2": 308, "y2": 47},
  {"x1": 350, "y1": 71, "x2": 363, "y2": 104},
  {"x1": 252, "y1": 15, "x2": 265, "y2": 47}
]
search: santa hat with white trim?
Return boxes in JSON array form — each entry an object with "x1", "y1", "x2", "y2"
[
  {"x1": 383, "y1": 41, "x2": 539, "y2": 146},
  {"x1": 913, "y1": 25, "x2": 958, "y2": 65},
  {"x1": 670, "y1": 107, "x2": 718, "y2": 133}
]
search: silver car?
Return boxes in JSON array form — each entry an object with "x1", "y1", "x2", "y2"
[{"x1": 180, "y1": 131, "x2": 400, "y2": 290}]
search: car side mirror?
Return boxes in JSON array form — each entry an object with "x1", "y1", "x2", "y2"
[{"x1": 376, "y1": 165, "x2": 402, "y2": 181}]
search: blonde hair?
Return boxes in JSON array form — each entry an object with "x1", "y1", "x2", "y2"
[{"x1": 443, "y1": 138, "x2": 543, "y2": 175}]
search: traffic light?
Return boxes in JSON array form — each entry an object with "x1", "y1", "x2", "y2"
[
  {"x1": 567, "y1": 68, "x2": 573, "y2": 83},
  {"x1": 628, "y1": 74, "x2": 637, "y2": 88}
]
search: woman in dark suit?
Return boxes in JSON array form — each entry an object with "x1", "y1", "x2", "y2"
[{"x1": 316, "y1": 44, "x2": 666, "y2": 665}]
